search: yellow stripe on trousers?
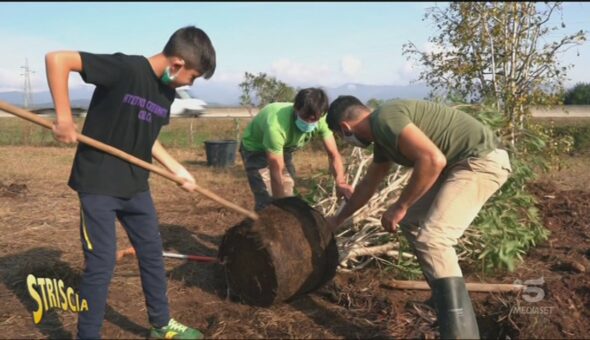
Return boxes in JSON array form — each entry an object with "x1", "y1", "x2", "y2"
[{"x1": 80, "y1": 206, "x2": 93, "y2": 251}]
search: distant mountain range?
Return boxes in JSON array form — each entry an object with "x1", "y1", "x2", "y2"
[
  {"x1": 324, "y1": 83, "x2": 430, "y2": 104},
  {"x1": 0, "y1": 82, "x2": 430, "y2": 109},
  {"x1": 0, "y1": 87, "x2": 95, "y2": 109}
]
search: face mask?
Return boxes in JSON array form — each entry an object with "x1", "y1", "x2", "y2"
[
  {"x1": 295, "y1": 115, "x2": 318, "y2": 133},
  {"x1": 343, "y1": 131, "x2": 371, "y2": 148},
  {"x1": 161, "y1": 66, "x2": 180, "y2": 85}
]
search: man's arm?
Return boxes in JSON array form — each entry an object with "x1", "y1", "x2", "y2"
[
  {"x1": 381, "y1": 123, "x2": 447, "y2": 232},
  {"x1": 329, "y1": 160, "x2": 392, "y2": 231},
  {"x1": 322, "y1": 135, "x2": 353, "y2": 199},
  {"x1": 152, "y1": 140, "x2": 197, "y2": 192},
  {"x1": 266, "y1": 151, "x2": 288, "y2": 198},
  {"x1": 45, "y1": 51, "x2": 83, "y2": 143}
]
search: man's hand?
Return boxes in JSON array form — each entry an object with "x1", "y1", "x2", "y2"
[
  {"x1": 381, "y1": 202, "x2": 408, "y2": 233},
  {"x1": 335, "y1": 182, "x2": 354, "y2": 200},
  {"x1": 175, "y1": 167, "x2": 198, "y2": 192},
  {"x1": 52, "y1": 119, "x2": 78, "y2": 143}
]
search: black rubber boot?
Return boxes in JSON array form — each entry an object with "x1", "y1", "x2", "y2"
[{"x1": 432, "y1": 277, "x2": 480, "y2": 339}]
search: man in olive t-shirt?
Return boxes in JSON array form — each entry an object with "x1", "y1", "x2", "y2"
[
  {"x1": 325, "y1": 96, "x2": 512, "y2": 339},
  {"x1": 240, "y1": 88, "x2": 352, "y2": 211}
]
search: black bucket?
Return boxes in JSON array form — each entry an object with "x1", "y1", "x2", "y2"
[{"x1": 204, "y1": 140, "x2": 238, "y2": 167}]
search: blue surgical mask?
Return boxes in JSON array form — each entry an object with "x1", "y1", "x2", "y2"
[{"x1": 295, "y1": 115, "x2": 318, "y2": 133}]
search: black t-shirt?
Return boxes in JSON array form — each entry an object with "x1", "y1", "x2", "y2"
[{"x1": 68, "y1": 52, "x2": 175, "y2": 198}]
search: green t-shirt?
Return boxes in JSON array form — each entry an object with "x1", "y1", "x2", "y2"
[
  {"x1": 371, "y1": 100, "x2": 497, "y2": 166},
  {"x1": 241, "y1": 102, "x2": 333, "y2": 154}
]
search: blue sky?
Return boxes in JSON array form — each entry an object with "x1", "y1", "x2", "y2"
[{"x1": 0, "y1": 2, "x2": 589, "y2": 93}]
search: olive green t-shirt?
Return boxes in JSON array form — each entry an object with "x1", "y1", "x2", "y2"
[
  {"x1": 241, "y1": 102, "x2": 333, "y2": 154},
  {"x1": 371, "y1": 100, "x2": 497, "y2": 166}
]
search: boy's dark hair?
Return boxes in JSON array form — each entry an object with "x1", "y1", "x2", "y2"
[
  {"x1": 293, "y1": 87, "x2": 329, "y2": 121},
  {"x1": 327, "y1": 95, "x2": 367, "y2": 132},
  {"x1": 163, "y1": 26, "x2": 216, "y2": 79}
]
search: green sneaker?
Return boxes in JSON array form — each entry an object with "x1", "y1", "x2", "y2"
[{"x1": 149, "y1": 318, "x2": 204, "y2": 339}]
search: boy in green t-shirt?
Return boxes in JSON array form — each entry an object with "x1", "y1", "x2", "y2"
[
  {"x1": 325, "y1": 95, "x2": 512, "y2": 339},
  {"x1": 240, "y1": 88, "x2": 353, "y2": 211}
]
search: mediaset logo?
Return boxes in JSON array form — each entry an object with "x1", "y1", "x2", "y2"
[
  {"x1": 511, "y1": 277, "x2": 554, "y2": 315},
  {"x1": 26, "y1": 274, "x2": 88, "y2": 324}
]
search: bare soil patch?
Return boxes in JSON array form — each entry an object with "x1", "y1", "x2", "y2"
[{"x1": 0, "y1": 146, "x2": 588, "y2": 338}]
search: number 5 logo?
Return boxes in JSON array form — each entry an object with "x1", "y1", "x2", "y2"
[{"x1": 515, "y1": 277, "x2": 545, "y2": 303}]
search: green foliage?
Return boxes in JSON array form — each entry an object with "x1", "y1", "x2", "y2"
[
  {"x1": 403, "y1": 2, "x2": 587, "y2": 140},
  {"x1": 366, "y1": 98, "x2": 385, "y2": 109},
  {"x1": 452, "y1": 104, "x2": 550, "y2": 273},
  {"x1": 295, "y1": 170, "x2": 330, "y2": 207},
  {"x1": 470, "y1": 156, "x2": 549, "y2": 272},
  {"x1": 366, "y1": 98, "x2": 404, "y2": 109},
  {"x1": 551, "y1": 124, "x2": 590, "y2": 154},
  {"x1": 385, "y1": 236, "x2": 423, "y2": 280},
  {"x1": 564, "y1": 82, "x2": 590, "y2": 105},
  {"x1": 405, "y1": 2, "x2": 588, "y2": 270},
  {"x1": 238, "y1": 72, "x2": 296, "y2": 110}
]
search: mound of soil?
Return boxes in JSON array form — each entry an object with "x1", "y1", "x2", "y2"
[
  {"x1": 309, "y1": 180, "x2": 590, "y2": 338},
  {"x1": 0, "y1": 181, "x2": 28, "y2": 198},
  {"x1": 504, "y1": 181, "x2": 590, "y2": 338},
  {"x1": 2, "y1": 154, "x2": 588, "y2": 339}
]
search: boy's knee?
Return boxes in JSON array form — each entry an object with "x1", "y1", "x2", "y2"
[{"x1": 84, "y1": 252, "x2": 117, "y2": 278}]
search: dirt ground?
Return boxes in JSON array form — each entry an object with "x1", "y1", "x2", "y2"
[{"x1": 0, "y1": 145, "x2": 589, "y2": 339}]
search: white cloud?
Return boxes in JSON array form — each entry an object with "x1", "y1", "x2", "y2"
[
  {"x1": 270, "y1": 58, "x2": 332, "y2": 86},
  {"x1": 0, "y1": 66, "x2": 46, "y2": 92},
  {"x1": 395, "y1": 61, "x2": 420, "y2": 84},
  {"x1": 205, "y1": 70, "x2": 244, "y2": 84},
  {"x1": 0, "y1": 29, "x2": 73, "y2": 92},
  {"x1": 0, "y1": 68, "x2": 24, "y2": 91},
  {"x1": 340, "y1": 56, "x2": 362, "y2": 77},
  {"x1": 0, "y1": 66, "x2": 90, "y2": 93}
]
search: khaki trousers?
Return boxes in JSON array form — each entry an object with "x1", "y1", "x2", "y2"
[
  {"x1": 239, "y1": 143, "x2": 296, "y2": 211},
  {"x1": 399, "y1": 148, "x2": 512, "y2": 283}
]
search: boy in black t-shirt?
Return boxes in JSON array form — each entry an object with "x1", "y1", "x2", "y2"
[{"x1": 46, "y1": 26, "x2": 216, "y2": 339}]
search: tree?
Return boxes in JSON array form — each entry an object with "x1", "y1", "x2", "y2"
[
  {"x1": 366, "y1": 98, "x2": 402, "y2": 109},
  {"x1": 239, "y1": 72, "x2": 296, "y2": 114},
  {"x1": 402, "y1": 2, "x2": 586, "y2": 142},
  {"x1": 564, "y1": 82, "x2": 590, "y2": 105},
  {"x1": 366, "y1": 98, "x2": 385, "y2": 109}
]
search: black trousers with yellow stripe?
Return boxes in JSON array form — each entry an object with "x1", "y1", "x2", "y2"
[{"x1": 77, "y1": 190, "x2": 169, "y2": 339}]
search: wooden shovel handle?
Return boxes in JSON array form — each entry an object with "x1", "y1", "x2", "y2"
[
  {"x1": 0, "y1": 101, "x2": 258, "y2": 220},
  {"x1": 384, "y1": 279, "x2": 527, "y2": 293}
]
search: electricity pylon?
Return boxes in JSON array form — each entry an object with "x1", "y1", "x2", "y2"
[{"x1": 20, "y1": 58, "x2": 35, "y2": 109}]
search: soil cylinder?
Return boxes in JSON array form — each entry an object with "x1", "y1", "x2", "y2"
[{"x1": 218, "y1": 197, "x2": 339, "y2": 306}]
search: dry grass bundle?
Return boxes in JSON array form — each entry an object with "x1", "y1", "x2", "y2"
[{"x1": 312, "y1": 147, "x2": 415, "y2": 271}]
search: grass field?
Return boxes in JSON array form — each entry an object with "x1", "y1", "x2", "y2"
[
  {"x1": 0, "y1": 117, "x2": 253, "y2": 149},
  {"x1": 2, "y1": 115, "x2": 589, "y2": 147},
  {"x1": 1, "y1": 114, "x2": 588, "y2": 192}
]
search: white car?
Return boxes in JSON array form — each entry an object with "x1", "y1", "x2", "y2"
[{"x1": 170, "y1": 86, "x2": 207, "y2": 117}]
